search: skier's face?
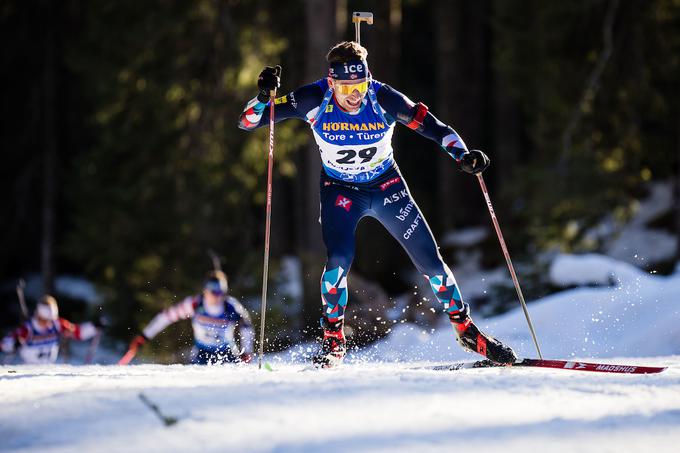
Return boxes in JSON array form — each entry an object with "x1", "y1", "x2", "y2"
[
  {"x1": 329, "y1": 77, "x2": 369, "y2": 112},
  {"x1": 35, "y1": 316, "x2": 52, "y2": 329},
  {"x1": 203, "y1": 289, "x2": 224, "y2": 305}
]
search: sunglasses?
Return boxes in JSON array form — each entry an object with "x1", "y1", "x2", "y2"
[
  {"x1": 334, "y1": 80, "x2": 369, "y2": 95},
  {"x1": 204, "y1": 281, "x2": 226, "y2": 296}
]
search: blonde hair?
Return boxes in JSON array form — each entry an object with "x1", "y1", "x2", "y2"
[{"x1": 36, "y1": 295, "x2": 59, "y2": 320}]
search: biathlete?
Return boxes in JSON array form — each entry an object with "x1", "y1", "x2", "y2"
[
  {"x1": 126, "y1": 271, "x2": 254, "y2": 364},
  {"x1": 239, "y1": 41, "x2": 516, "y2": 367},
  {"x1": 1, "y1": 295, "x2": 100, "y2": 364}
]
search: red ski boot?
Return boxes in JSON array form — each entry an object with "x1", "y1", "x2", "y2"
[
  {"x1": 449, "y1": 304, "x2": 517, "y2": 365},
  {"x1": 312, "y1": 317, "x2": 346, "y2": 368}
]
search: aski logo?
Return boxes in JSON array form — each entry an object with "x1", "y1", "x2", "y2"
[
  {"x1": 383, "y1": 189, "x2": 408, "y2": 205},
  {"x1": 335, "y1": 195, "x2": 352, "y2": 212}
]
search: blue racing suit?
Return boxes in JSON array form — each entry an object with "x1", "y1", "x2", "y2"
[{"x1": 239, "y1": 78, "x2": 470, "y2": 322}]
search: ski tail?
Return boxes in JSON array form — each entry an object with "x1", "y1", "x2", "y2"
[{"x1": 515, "y1": 358, "x2": 667, "y2": 374}]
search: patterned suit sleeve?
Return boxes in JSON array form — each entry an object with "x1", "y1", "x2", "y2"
[
  {"x1": 376, "y1": 83, "x2": 469, "y2": 160},
  {"x1": 228, "y1": 296, "x2": 254, "y2": 354},
  {"x1": 142, "y1": 296, "x2": 198, "y2": 340},
  {"x1": 238, "y1": 81, "x2": 326, "y2": 130}
]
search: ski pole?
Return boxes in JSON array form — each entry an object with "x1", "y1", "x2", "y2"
[
  {"x1": 85, "y1": 329, "x2": 101, "y2": 364},
  {"x1": 258, "y1": 66, "x2": 282, "y2": 370},
  {"x1": 476, "y1": 173, "x2": 543, "y2": 359},
  {"x1": 16, "y1": 279, "x2": 29, "y2": 320},
  {"x1": 352, "y1": 11, "x2": 373, "y2": 45},
  {"x1": 118, "y1": 345, "x2": 138, "y2": 365},
  {"x1": 208, "y1": 249, "x2": 222, "y2": 273}
]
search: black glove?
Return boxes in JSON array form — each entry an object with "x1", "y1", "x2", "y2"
[
  {"x1": 459, "y1": 149, "x2": 490, "y2": 174},
  {"x1": 257, "y1": 65, "x2": 282, "y2": 103}
]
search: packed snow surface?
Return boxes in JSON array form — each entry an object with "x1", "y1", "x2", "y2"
[
  {"x1": 2, "y1": 254, "x2": 680, "y2": 452},
  {"x1": 1, "y1": 360, "x2": 679, "y2": 453}
]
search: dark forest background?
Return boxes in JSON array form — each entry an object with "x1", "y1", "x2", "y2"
[{"x1": 1, "y1": 0, "x2": 679, "y2": 359}]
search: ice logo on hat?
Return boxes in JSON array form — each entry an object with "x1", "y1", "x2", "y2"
[
  {"x1": 329, "y1": 60, "x2": 368, "y2": 80},
  {"x1": 343, "y1": 63, "x2": 364, "y2": 75}
]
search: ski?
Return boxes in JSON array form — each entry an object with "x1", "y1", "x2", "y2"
[{"x1": 424, "y1": 358, "x2": 667, "y2": 374}]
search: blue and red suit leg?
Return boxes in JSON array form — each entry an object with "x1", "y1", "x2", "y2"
[
  {"x1": 364, "y1": 168, "x2": 468, "y2": 320},
  {"x1": 318, "y1": 176, "x2": 370, "y2": 327}
]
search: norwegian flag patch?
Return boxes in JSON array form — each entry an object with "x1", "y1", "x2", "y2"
[{"x1": 335, "y1": 195, "x2": 353, "y2": 212}]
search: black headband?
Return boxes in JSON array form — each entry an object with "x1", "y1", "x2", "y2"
[{"x1": 328, "y1": 59, "x2": 369, "y2": 80}]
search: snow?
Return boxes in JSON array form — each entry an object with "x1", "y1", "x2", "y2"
[
  {"x1": 2, "y1": 253, "x2": 680, "y2": 452},
  {"x1": 603, "y1": 182, "x2": 677, "y2": 265},
  {"x1": 2, "y1": 360, "x2": 679, "y2": 452}
]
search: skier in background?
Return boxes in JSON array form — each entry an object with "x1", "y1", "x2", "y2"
[
  {"x1": 126, "y1": 271, "x2": 255, "y2": 364},
  {"x1": 239, "y1": 41, "x2": 517, "y2": 368},
  {"x1": 1, "y1": 295, "x2": 101, "y2": 364}
]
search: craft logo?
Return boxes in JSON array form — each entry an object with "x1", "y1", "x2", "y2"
[
  {"x1": 380, "y1": 177, "x2": 401, "y2": 191},
  {"x1": 403, "y1": 213, "x2": 422, "y2": 240},
  {"x1": 274, "y1": 95, "x2": 288, "y2": 105},
  {"x1": 335, "y1": 195, "x2": 352, "y2": 212},
  {"x1": 322, "y1": 122, "x2": 385, "y2": 132},
  {"x1": 325, "y1": 104, "x2": 334, "y2": 113}
]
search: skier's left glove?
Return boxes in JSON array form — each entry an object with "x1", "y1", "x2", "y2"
[
  {"x1": 257, "y1": 65, "x2": 282, "y2": 103},
  {"x1": 239, "y1": 352, "x2": 253, "y2": 363},
  {"x1": 458, "y1": 149, "x2": 490, "y2": 174}
]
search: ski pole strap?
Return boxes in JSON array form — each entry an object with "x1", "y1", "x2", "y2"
[
  {"x1": 366, "y1": 84, "x2": 388, "y2": 124},
  {"x1": 406, "y1": 102, "x2": 428, "y2": 130},
  {"x1": 310, "y1": 88, "x2": 335, "y2": 126}
]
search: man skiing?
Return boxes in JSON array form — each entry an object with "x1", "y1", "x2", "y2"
[
  {"x1": 126, "y1": 271, "x2": 255, "y2": 364},
  {"x1": 1, "y1": 295, "x2": 100, "y2": 364},
  {"x1": 238, "y1": 41, "x2": 516, "y2": 367}
]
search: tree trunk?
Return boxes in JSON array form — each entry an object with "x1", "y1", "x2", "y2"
[
  {"x1": 298, "y1": 0, "x2": 338, "y2": 334},
  {"x1": 676, "y1": 110, "x2": 680, "y2": 263},
  {"x1": 490, "y1": 1, "x2": 522, "y2": 192},
  {"x1": 359, "y1": 0, "x2": 401, "y2": 85},
  {"x1": 434, "y1": 0, "x2": 491, "y2": 230},
  {"x1": 41, "y1": 0, "x2": 57, "y2": 295}
]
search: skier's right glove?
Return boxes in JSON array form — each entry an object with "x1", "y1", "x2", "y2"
[
  {"x1": 459, "y1": 149, "x2": 490, "y2": 174},
  {"x1": 257, "y1": 65, "x2": 282, "y2": 103}
]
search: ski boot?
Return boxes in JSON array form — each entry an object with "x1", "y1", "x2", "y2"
[
  {"x1": 449, "y1": 304, "x2": 517, "y2": 365},
  {"x1": 311, "y1": 317, "x2": 346, "y2": 368}
]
